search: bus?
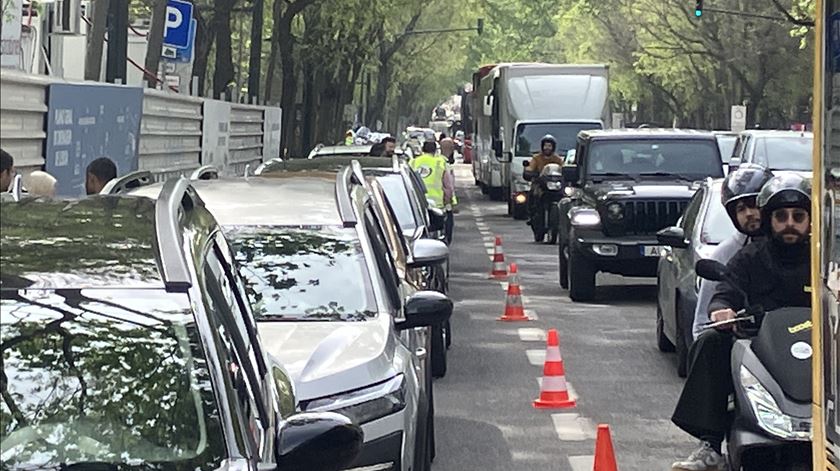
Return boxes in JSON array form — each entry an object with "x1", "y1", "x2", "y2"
[{"x1": 813, "y1": 1, "x2": 840, "y2": 468}]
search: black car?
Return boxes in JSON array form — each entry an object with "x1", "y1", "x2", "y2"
[
  {"x1": 655, "y1": 178, "x2": 737, "y2": 377},
  {"x1": 557, "y1": 129, "x2": 725, "y2": 301},
  {"x1": 0, "y1": 181, "x2": 362, "y2": 471}
]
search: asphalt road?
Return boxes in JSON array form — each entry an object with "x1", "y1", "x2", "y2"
[{"x1": 432, "y1": 165, "x2": 694, "y2": 471}]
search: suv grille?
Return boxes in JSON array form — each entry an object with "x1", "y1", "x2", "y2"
[{"x1": 604, "y1": 200, "x2": 689, "y2": 236}]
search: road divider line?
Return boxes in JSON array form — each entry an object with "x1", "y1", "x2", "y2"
[
  {"x1": 550, "y1": 413, "x2": 596, "y2": 441},
  {"x1": 567, "y1": 456, "x2": 595, "y2": 471},
  {"x1": 483, "y1": 241, "x2": 494, "y2": 249},
  {"x1": 525, "y1": 309, "x2": 538, "y2": 320},
  {"x1": 485, "y1": 248, "x2": 495, "y2": 256},
  {"x1": 526, "y1": 349, "x2": 545, "y2": 366},
  {"x1": 518, "y1": 328, "x2": 546, "y2": 342}
]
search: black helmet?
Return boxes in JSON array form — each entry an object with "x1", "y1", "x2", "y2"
[
  {"x1": 721, "y1": 164, "x2": 773, "y2": 231},
  {"x1": 757, "y1": 173, "x2": 812, "y2": 229},
  {"x1": 540, "y1": 134, "x2": 557, "y2": 152}
]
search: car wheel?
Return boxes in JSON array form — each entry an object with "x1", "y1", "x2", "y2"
[
  {"x1": 489, "y1": 187, "x2": 504, "y2": 201},
  {"x1": 512, "y1": 203, "x2": 528, "y2": 220},
  {"x1": 431, "y1": 325, "x2": 447, "y2": 378},
  {"x1": 548, "y1": 227, "x2": 558, "y2": 245},
  {"x1": 568, "y1": 248, "x2": 596, "y2": 302},
  {"x1": 675, "y1": 297, "x2": 689, "y2": 378},
  {"x1": 558, "y1": 242, "x2": 569, "y2": 289},
  {"x1": 507, "y1": 195, "x2": 513, "y2": 216},
  {"x1": 656, "y1": 303, "x2": 675, "y2": 352},
  {"x1": 481, "y1": 183, "x2": 489, "y2": 195},
  {"x1": 444, "y1": 319, "x2": 452, "y2": 349}
]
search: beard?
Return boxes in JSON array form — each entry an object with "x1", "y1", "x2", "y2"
[{"x1": 772, "y1": 227, "x2": 807, "y2": 244}]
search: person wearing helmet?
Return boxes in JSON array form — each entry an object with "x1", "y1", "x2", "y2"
[
  {"x1": 691, "y1": 164, "x2": 773, "y2": 339},
  {"x1": 670, "y1": 173, "x2": 812, "y2": 471},
  {"x1": 523, "y1": 135, "x2": 565, "y2": 233}
]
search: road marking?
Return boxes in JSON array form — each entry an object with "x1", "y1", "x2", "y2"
[
  {"x1": 551, "y1": 413, "x2": 596, "y2": 441},
  {"x1": 518, "y1": 328, "x2": 546, "y2": 342},
  {"x1": 526, "y1": 349, "x2": 545, "y2": 366},
  {"x1": 525, "y1": 309, "x2": 538, "y2": 320},
  {"x1": 499, "y1": 281, "x2": 509, "y2": 291},
  {"x1": 486, "y1": 248, "x2": 495, "y2": 255},
  {"x1": 483, "y1": 241, "x2": 495, "y2": 249},
  {"x1": 482, "y1": 235, "x2": 495, "y2": 241},
  {"x1": 568, "y1": 456, "x2": 595, "y2": 471}
]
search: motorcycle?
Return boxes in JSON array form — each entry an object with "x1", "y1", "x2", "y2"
[
  {"x1": 523, "y1": 162, "x2": 565, "y2": 244},
  {"x1": 695, "y1": 259, "x2": 812, "y2": 471}
]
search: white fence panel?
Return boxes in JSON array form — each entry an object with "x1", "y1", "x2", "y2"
[
  {"x1": 228, "y1": 104, "x2": 264, "y2": 175},
  {"x1": 0, "y1": 70, "x2": 50, "y2": 172},
  {"x1": 138, "y1": 88, "x2": 203, "y2": 180}
]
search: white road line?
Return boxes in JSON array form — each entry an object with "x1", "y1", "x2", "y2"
[
  {"x1": 518, "y1": 328, "x2": 546, "y2": 342},
  {"x1": 483, "y1": 241, "x2": 495, "y2": 249},
  {"x1": 485, "y1": 248, "x2": 495, "y2": 255},
  {"x1": 526, "y1": 349, "x2": 545, "y2": 366},
  {"x1": 500, "y1": 281, "x2": 509, "y2": 291},
  {"x1": 568, "y1": 456, "x2": 595, "y2": 471},
  {"x1": 551, "y1": 413, "x2": 596, "y2": 441},
  {"x1": 525, "y1": 309, "x2": 538, "y2": 320},
  {"x1": 482, "y1": 235, "x2": 495, "y2": 242}
]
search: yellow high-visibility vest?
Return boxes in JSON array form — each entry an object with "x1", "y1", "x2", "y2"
[{"x1": 410, "y1": 153, "x2": 447, "y2": 208}]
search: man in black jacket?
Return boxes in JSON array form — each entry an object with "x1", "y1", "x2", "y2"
[{"x1": 671, "y1": 174, "x2": 812, "y2": 471}]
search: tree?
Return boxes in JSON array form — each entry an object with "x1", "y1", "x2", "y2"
[
  {"x1": 143, "y1": 0, "x2": 169, "y2": 88},
  {"x1": 84, "y1": 0, "x2": 110, "y2": 81}
]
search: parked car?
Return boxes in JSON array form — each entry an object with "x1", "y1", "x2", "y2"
[
  {"x1": 728, "y1": 130, "x2": 813, "y2": 176},
  {"x1": 654, "y1": 178, "x2": 738, "y2": 377},
  {"x1": 0, "y1": 182, "x2": 362, "y2": 471},
  {"x1": 308, "y1": 144, "x2": 374, "y2": 159},
  {"x1": 712, "y1": 130, "x2": 738, "y2": 166},
  {"x1": 557, "y1": 129, "x2": 726, "y2": 301},
  {"x1": 123, "y1": 168, "x2": 450, "y2": 471}
]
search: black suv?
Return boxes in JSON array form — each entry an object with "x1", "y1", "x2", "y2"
[
  {"x1": 557, "y1": 129, "x2": 724, "y2": 301},
  {"x1": 0, "y1": 180, "x2": 362, "y2": 470}
]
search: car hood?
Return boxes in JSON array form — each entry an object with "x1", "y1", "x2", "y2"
[
  {"x1": 585, "y1": 180, "x2": 700, "y2": 200},
  {"x1": 258, "y1": 314, "x2": 397, "y2": 400}
]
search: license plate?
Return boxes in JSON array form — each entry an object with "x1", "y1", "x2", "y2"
[{"x1": 641, "y1": 245, "x2": 665, "y2": 257}]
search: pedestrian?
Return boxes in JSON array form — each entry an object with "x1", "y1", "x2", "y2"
[
  {"x1": 410, "y1": 140, "x2": 456, "y2": 244},
  {"x1": 437, "y1": 137, "x2": 459, "y2": 243},
  {"x1": 344, "y1": 129, "x2": 354, "y2": 146},
  {"x1": 381, "y1": 136, "x2": 397, "y2": 157},
  {"x1": 26, "y1": 171, "x2": 57, "y2": 198},
  {"x1": 86, "y1": 157, "x2": 117, "y2": 195},
  {"x1": 1, "y1": 148, "x2": 15, "y2": 192}
]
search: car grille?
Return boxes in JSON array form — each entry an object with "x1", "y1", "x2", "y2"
[{"x1": 603, "y1": 200, "x2": 689, "y2": 236}]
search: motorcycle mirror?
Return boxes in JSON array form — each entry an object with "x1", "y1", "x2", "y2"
[
  {"x1": 695, "y1": 259, "x2": 729, "y2": 282},
  {"x1": 522, "y1": 160, "x2": 530, "y2": 168}
]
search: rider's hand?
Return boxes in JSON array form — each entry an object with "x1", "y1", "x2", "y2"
[{"x1": 710, "y1": 308, "x2": 737, "y2": 331}]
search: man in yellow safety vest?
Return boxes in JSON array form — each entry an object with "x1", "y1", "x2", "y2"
[{"x1": 410, "y1": 140, "x2": 456, "y2": 244}]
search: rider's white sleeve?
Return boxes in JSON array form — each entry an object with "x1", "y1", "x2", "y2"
[{"x1": 692, "y1": 233, "x2": 749, "y2": 340}]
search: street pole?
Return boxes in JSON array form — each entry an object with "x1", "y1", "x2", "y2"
[
  {"x1": 105, "y1": 0, "x2": 128, "y2": 83},
  {"x1": 248, "y1": 0, "x2": 264, "y2": 102}
]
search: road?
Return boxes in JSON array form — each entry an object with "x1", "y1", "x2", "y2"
[{"x1": 433, "y1": 165, "x2": 693, "y2": 470}]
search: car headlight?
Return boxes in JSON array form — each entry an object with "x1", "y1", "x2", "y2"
[
  {"x1": 514, "y1": 193, "x2": 527, "y2": 204},
  {"x1": 570, "y1": 208, "x2": 601, "y2": 227},
  {"x1": 546, "y1": 181, "x2": 562, "y2": 190},
  {"x1": 606, "y1": 202, "x2": 624, "y2": 221},
  {"x1": 301, "y1": 375, "x2": 406, "y2": 425},
  {"x1": 739, "y1": 366, "x2": 811, "y2": 440},
  {"x1": 563, "y1": 187, "x2": 575, "y2": 197}
]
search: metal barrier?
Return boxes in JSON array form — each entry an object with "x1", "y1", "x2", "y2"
[
  {"x1": 0, "y1": 70, "x2": 50, "y2": 172},
  {"x1": 228, "y1": 104, "x2": 265, "y2": 176},
  {"x1": 138, "y1": 88, "x2": 204, "y2": 181}
]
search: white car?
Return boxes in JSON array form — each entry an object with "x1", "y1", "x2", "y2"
[{"x1": 125, "y1": 169, "x2": 450, "y2": 471}]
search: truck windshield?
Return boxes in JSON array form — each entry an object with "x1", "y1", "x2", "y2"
[
  {"x1": 514, "y1": 123, "x2": 601, "y2": 156},
  {"x1": 587, "y1": 139, "x2": 724, "y2": 179}
]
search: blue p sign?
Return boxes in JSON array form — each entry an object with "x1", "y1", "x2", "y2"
[{"x1": 163, "y1": 0, "x2": 193, "y2": 49}]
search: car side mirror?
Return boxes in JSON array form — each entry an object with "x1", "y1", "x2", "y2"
[
  {"x1": 275, "y1": 411, "x2": 363, "y2": 471},
  {"x1": 408, "y1": 239, "x2": 449, "y2": 268},
  {"x1": 522, "y1": 159, "x2": 531, "y2": 168},
  {"x1": 727, "y1": 157, "x2": 740, "y2": 173},
  {"x1": 561, "y1": 165, "x2": 580, "y2": 186},
  {"x1": 500, "y1": 151, "x2": 513, "y2": 163},
  {"x1": 396, "y1": 290, "x2": 453, "y2": 331},
  {"x1": 695, "y1": 259, "x2": 730, "y2": 282},
  {"x1": 656, "y1": 226, "x2": 688, "y2": 249},
  {"x1": 427, "y1": 207, "x2": 446, "y2": 232}
]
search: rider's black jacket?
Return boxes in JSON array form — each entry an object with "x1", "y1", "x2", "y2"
[{"x1": 708, "y1": 237, "x2": 811, "y2": 315}]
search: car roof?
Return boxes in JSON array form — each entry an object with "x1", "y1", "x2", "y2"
[
  {"x1": 738, "y1": 129, "x2": 813, "y2": 138},
  {"x1": 579, "y1": 128, "x2": 718, "y2": 140},
  {"x1": 310, "y1": 145, "x2": 373, "y2": 157},
  {"x1": 131, "y1": 175, "x2": 343, "y2": 227},
  {"x1": 0, "y1": 196, "x2": 164, "y2": 289}
]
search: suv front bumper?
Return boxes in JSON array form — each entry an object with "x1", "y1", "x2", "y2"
[{"x1": 570, "y1": 232, "x2": 663, "y2": 277}]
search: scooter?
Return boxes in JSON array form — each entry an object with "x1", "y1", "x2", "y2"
[
  {"x1": 523, "y1": 163, "x2": 564, "y2": 244},
  {"x1": 696, "y1": 259, "x2": 812, "y2": 471}
]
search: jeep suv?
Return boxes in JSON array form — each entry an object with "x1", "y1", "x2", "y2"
[
  {"x1": 557, "y1": 129, "x2": 725, "y2": 301},
  {"x1": 0, "y1": 180, "x2": 362, "y2": 470}
]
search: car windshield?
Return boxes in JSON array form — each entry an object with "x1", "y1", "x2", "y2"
[
  {"x1": 716, "y1": 135, "x2": 737, "y2": 159},
  {"x1": 587, "y1": 139, "x2": 724, "y2": 179},
  {"x1": 751, "y1": 136, "x2": 813, "y2": 171},
  {"x1": 226, "y1": 226, "x2": 376, "y2": 321},
  {"x1": 0, "y1": 289, "x2": 225, "y2": 470},
  {"x1": 377, "y1": 175, "x2": 419, "y2": 232},
  {"x1": 514, "y1": 122, "x2": 601, "y2": 156},
  {"x1": 700, "y1": 185, "x2": 738, "y2": 244}
]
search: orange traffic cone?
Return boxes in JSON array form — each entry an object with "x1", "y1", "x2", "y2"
[
  {"x1": 499, "y1": 263, "x2": 530, "y2": 322},
  {"x1": 593, "y1": 424, "x2": 618, "y2": 471},
  {"x1": 533, "y1": 329, "x2": 576, "y2": 408},
  {"x1": 489, "y1": 236, "x2": 507, "y2": 279}
]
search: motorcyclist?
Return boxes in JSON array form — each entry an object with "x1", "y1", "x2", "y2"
[
  {"x1": 524, "y1": 135, "x2": 565, "y2": 230},
  {"x1": 671, "y1": 173, "x2": 812, "y2": 471},
  {"x1": 691, "y1": 164, "x2": 774, "y2": 339}
]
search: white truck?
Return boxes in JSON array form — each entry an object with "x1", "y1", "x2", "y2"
[{"x1": 471, "y1": 63, "x2": 610, "y2": 218}]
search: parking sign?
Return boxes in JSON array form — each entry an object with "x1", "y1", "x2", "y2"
[{"x1": 163, "y1": 0, "x2": 193, "y2": 49}]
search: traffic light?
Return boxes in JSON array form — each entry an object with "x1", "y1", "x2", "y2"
[{"x1": 694, "y1": 0, "x2": 703, "y2": 17}]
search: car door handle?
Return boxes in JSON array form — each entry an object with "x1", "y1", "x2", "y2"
[{"x1": 415, "y1": 347, "x2": 427, "y2": 360}]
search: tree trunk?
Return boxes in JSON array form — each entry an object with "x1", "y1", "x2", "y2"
[
  {"x1": 144, "y1": 0, "x2": 169, "y2": 88},
  {"x1": 248, "y1": 0, "x2": 264, "y2": 102},
  {"x1": 367, "y1": 59, "x2": 390, "y2": 130},
  {"x1": 192, "y1": 7, "x2": 213, "y2": 96},
  {"x1": 213, "y1": 0, "x2": 236, "y2": 99},
  {"x1": 84, "y1": 0, "x2": 109, "y2": 81},
  {"x1": 278, "y1": 26, "x2": 296, "y2": 155}
]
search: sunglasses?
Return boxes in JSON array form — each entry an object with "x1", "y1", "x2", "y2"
[{"x1": 772, "y1": 208, "x2": 809, "y2": 224}]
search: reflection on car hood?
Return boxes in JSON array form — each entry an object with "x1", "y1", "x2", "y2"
[
  {"x1": 257, "y1": 314, "x2": 396, "y2": 400},
  {"x1": 587, "y1": 181, "x2": 698, "y2": 200}
]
